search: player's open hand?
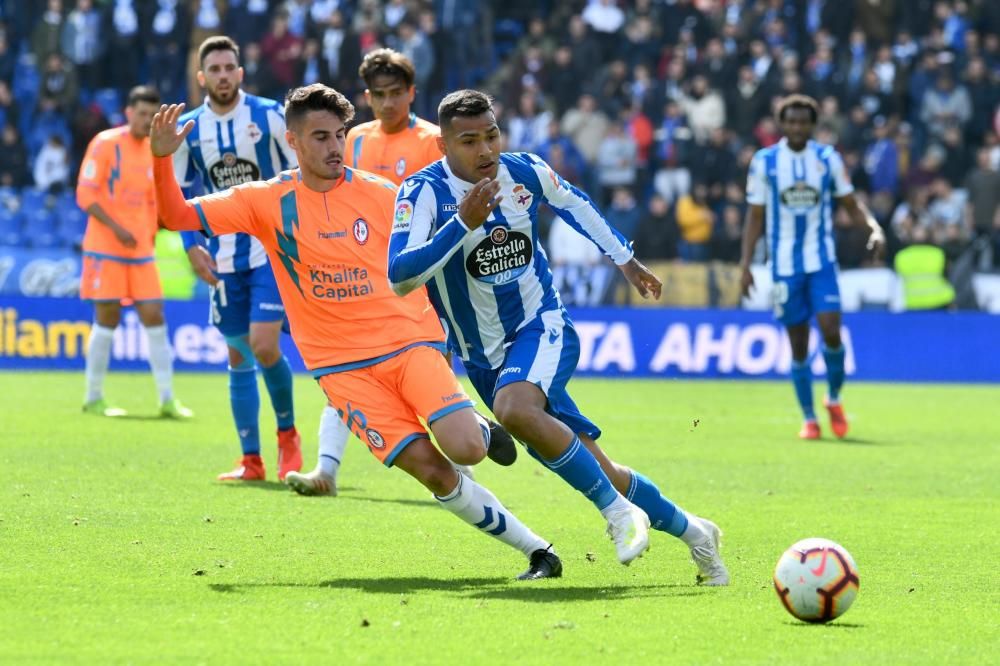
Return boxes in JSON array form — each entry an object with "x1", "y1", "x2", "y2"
[
  {"x1": 459, "y1": 178, "x2": 503, "y2": 230},
  {"x1": 150, "y1": 104, "x2": 195, "y2": 158},
  {"x1": 739, "y1": 265, "x2": 755, "y2": 298},
  {"x1": 620, "y1": 258, "x2": 662, "y2": 300}
]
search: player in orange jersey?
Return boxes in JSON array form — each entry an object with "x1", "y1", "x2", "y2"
[
  {"x1": 150, "y1": 84, "x2": 561, "y2": 580},
  {"x1": 286, "y1": 48, "x2": 515, "y2": 498},
  {"x1": 77, "y1": 85, "x2": 193, "y2": 420}
]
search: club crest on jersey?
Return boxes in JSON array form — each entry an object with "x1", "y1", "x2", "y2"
[
  {"x1": 366, "y1": 428, "x2": 385, "y2": 449},
  {"x1": 467, "y1": 227, "x2": 533, "y2": 285},
  {"x1": 393, "y1": 201, "x2": 413, "y2": 232},
  {"x1": 395, "y1": 158, "x2": 407, "y2": 177},
  {"x1": 246, "y1": 122, "x2": 262, "y2": 144},
  {"x1": 780, "y1": 183, "x2": 821, "y2": 210},
  {"x1": 512, "y1": 184, "x2": 533, "y2": 209},
  {"x1": 353, "y1": 218, "x2": 369, "y2": 245}
]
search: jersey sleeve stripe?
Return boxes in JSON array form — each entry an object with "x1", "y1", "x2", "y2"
[{"x1": 193, "y1": 201, "x2": 214, "y2": 236}]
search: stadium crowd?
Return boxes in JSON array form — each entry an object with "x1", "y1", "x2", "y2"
[{"x1": 1, "y1": 0, "x2": 999, "y2": 282}]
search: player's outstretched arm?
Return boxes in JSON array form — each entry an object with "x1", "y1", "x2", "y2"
[
  {"x1": 839, "y1": 194, "x2": 885, "y2": 261},
  {"x1": 619, "y1": 258, "x2": 662, "y2": 300},
  {"x1": 149, "y1": 104, "x2": 204, "y2": 232}
]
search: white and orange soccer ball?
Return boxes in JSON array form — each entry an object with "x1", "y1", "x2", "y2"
[{"x1": 773, "y1": 538, "x2": 860, "y2": 623}]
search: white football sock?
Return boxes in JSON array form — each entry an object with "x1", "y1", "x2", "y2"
[
  {"x1": 143, "y1": 324, "x2": 174, "y2": 402},
  {"x1": 84, "y1": 324, "x2": 115, "y2": 403},
  {"x1": 318, "y1": 404, "x2": 349, "y2": 477},
  {"x1": 598, "y1": 493, "x2": 635, "y2": 520},
  {"x1": 435, "y1": 474, "x2": 549, "y2": 557},
  {"x1": 679, "y1": 512, "x2": 708, "y2": 547}
]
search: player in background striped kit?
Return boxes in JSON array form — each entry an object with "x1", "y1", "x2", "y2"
[
  {"x1": 173, "y1": 36, "x2": 309, "y2": 481},
  {"x1": 740, "y1": 95, "x2": 885, "y2": 440}
]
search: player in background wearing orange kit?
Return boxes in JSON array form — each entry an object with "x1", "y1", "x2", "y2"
[
  {"x1": 77, "y1": 85, "x2": 193, "y2": 419},
  {"x1": 150, "y1": 85, "x2": 562, "y2": 580},
  {"x1": 285, "y1": 48, "x2": 514, "y2": 497}
]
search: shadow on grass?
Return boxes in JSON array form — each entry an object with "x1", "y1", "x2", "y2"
[
  {"x1": 832, "y1": 437, "x2": 882, "y2": 446},
  {"x1": 786, "y1": 621, "x2": 866, "y2": 629},
  {"x1": 332, "y1": 495, "x2": 438, "y2": 508},
  {"x1": 209, "y1": 576, "x2": 707, "y2": 603},
  {"x1": 110, "y1": 414, "x2": 170, "y2": 422},
  {"x1": 216, "y1": 480, "x2": 292, "y2": 492}
]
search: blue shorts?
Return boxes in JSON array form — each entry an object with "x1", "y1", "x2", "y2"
[
  {"x1": 464, "y1": 309, "x2": 601, "y2": 440},
  {"x1": 772, "y1": 264, "x2": 841, "y2": 326},
  {"x1": 209, "y1": 264, "x2": 285, "y2": 337}
]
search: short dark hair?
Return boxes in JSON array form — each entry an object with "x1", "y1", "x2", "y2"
[
  {"x1": 358, "y1": 48, "x2": 415, "y2": 88},
  {"x1": 438, "y1": 89, "x2": 494, "y2": 129},
  {"x1": 284, "y1": 84, "x2": 355, "y2": 129},
  {"x1": 199, "y1": 35, "x2": 240, "y2": 66},
  {"x1": 776, "y1": 94, "x2": 819, "y2": 123},
  {"x1": 127, "y1": 85, "x2": 160, "y2": 107}
]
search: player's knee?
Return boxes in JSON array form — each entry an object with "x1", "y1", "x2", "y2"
[
  {"x1": 414, "y1": 456, "x2": 460, "y2": 496},
  {"x1": 444, "y1": 433, "x2": 487, "y2": 466},
  {"x1": 249, "y1": 337, "x2": 281, "y2": 367},
  {"x1": 492, "y1": 396, "x2": 536, "y2": 438}
]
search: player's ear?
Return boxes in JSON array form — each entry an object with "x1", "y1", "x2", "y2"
[
  {"x1": 407, "y1": 86, "x2": 416, "y2": 104},
  {"x1": 196, "y1": 70, "x2": 206, "y2": 88},
  {"x1": 435, "y1": 135, "x2": 446, "y2": 155},
  {"x1": 236, "y1": 66, "x2": 245, "y2": 85},
  {"x1": 285, "y1": 128, "x2": 297, "y2": 152},
  {"x1": 363, "y1": 88, "x2": 372, "y2": 106}
]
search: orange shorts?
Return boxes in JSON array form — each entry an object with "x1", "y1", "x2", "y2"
[
  {"x1": 316, "y1": 344, "x2": 474, "y2": 466},
  {"x1": 80, "y1": 255, "x2": 163, "y2": 302}
]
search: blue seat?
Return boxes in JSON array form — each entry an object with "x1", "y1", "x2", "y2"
[
  {"x1": 58, "y1": 206, "x2": 88, "y2": 247},
  {"x1": 23, "y1": 207, "x2": 58, "y2": 248},
  {"x1": 93, "y1": 88, "x2": 124, "y2": 125},
  {"x1": 0, "y1": 207, "x2": 24, "y2": 246},
  {"x1": 20, "y1": 187, "x2": 49, "y2": 212}
]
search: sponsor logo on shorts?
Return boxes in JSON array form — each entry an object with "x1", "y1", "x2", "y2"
[
  {"x1": 366, "y1": 428, "x2": 385, "y2": 449},
  {"x1": 441, "y1": 392, "x2": 464, "y2": 403},
  {"x1": 258, "y1": 303, "x2": 284, "y2": 311},
  {"x1": 498, "y1": 366, "x2": 522, "y2": 379}
]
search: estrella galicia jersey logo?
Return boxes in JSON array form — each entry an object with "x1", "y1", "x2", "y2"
[
  {"x1": 780, "y1": 183, "x2": 821, "y2": 210},
  {"x1": 209, "y1": 152, "x2": 260, "y2": 190},
  {"x1": 466, "y1": 226, "x2": 533, "y2": 285}
]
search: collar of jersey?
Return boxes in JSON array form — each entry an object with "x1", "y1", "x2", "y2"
[
  {"x1": 202, "y1": 89, "x2": 246, "y2": 120},
  {"x1": 778, "y1": 137, "x2": 814, "y2": 155},
  {"x1": 441, "y1": 155, "x2": 491, "y2": 192}
]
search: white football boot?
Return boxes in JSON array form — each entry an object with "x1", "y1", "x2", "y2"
[
  {"x1": 605, "y1": 503, "x2": 651, "y2": 565},
  {"x1": 687, "y1": 515, "x2": 730, "y2": 586}
]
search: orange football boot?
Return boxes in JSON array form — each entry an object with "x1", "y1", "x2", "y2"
[
  {"x1": 824, "y1": 399, "x2": 849, "y2": 438},
  {"x1": 277, "y1": 427, "x2": 303, "y2": 481},
  {"x1": 798, "y1": 420, "x2": 821, "y2": 440},
  {"x1": 218, "y1": 454, "x2": 266, "y2": 481}
]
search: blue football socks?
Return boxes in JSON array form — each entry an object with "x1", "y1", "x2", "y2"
[
  {"x1": 626, "y1": 471, "x2": 689, "y2": 536},
  {"x1": 261, "y1": 355, "x2": 295, "y2": 430},
  {"x1": 229, "y1": 366, "x2": 260, "y2": 455},
  {"x1": 823, "y1": 345, "x2": 846, "y2": 402},
  {"x1": 791, "y1": 360, "x2": 816, "y2": 421},
  {"x1": 536, "y1": 436, "x2": 619, "y2": 511}
]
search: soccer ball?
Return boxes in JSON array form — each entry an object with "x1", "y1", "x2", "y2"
[{"x1": 773, "y1": 538, "x2": 860, "y2": 623}]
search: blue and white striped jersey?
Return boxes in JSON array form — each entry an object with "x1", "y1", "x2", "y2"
[
  {"x1": 746, "y1": 138, "x2": 854, "y2": 278},
  {"x1": 387, "y1": 152, "x2": 633, "y2": 369},
  {"x1": 174, "y1": 90, "x2": 295, "y2": 273}
]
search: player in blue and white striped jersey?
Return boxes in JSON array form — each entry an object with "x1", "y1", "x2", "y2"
[
  {"x1": 171, "y1": 36, "x2": 321, "y2": 482},
  {"x1": 388, "y1": 90, "x2": 728, "y2": 583},
  {"x1": 740, "y1": 94, "x2": 884, "y2": 441}
]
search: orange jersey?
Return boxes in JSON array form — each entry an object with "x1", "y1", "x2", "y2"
[
  {"x1": 345, "y1": 114, "x2": 442, "y2": 185},
  {"x1": 188, "y1": 167, "x2": 444, "y2": 371},
  {"x1": 77, "y1": 126, "x2": 157, "y2": 260}
]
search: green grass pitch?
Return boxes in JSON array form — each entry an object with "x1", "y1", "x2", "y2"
[{"x1": 1, "y1": 371, "x2": 997, "y2": 664}]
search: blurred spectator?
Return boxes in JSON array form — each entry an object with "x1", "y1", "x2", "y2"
[
  {"x1": 0, "y1": 80, "x2": 19, "y2": 133},
  {"x1": 593, "y1": 59, "x2": 631, "y2": 117},
  {"x1": 711, "y1": 204, "x2": 743, "y2": 264},
  {"x1": 39, "y1": 52, "x2": 78, "y2": 113},
  {"x1": 0, "y1": 32, "x2": 13, "y2": 87},
  {"x1": 240, "y1": 42, "x2": 273, "y2": 98},
  {"x1": 624, "y1": 15, "x2": 659, "y2": 70},
  {"x1": 106, "y1": 0, "x2": 141, "y2": 94},
  {"x1": 963, "y1": 57, "x2": 998, "y2": 144},
  {"x1": 547, "y1": 46, "x2": 581, "y2": 117},
  {"x1": 727, "y1": 66, "x2": 768, "y2": 139},
  {"x1": 850, "y1": 70, "x2": 895, "y2": 120},
  {"x1": 939, "y1": 126, "x2": 972, "y2": 187},
  {"x1": 679, "y1": 74, "x2": 725, "y2": 143},
  {"x1": 31, "y1": 0, "x2": 64, "y2": 64},
  {"x1": 965, "y1": 147, "x2": 1000, "y2": 253},
  {"x1": 506, "y1": 92, "x2": 552, "y2": 154},
  {"x1": 863, "y1": 117, "x2": 899, "y2": 195},
  {"x1": 147, "y1": 0, "x2": 188, "y2": 104},
  {"x1": 903, "y1": 144, "x2": 945, "y2": 197},
  {"x1": 595, "y1": 120, "x2": 638, "y2": 204},
  {"x1": 33, "y1": 134, "x2": 69, "y2": 192},
  {"x1": 561, "y1": 93, "x2": 609, "y2": 165},
  {"x1": 565, "y1": 15, "x2": 602, "y2": 87},
  {"x1": 675, "y1": 182, "x2": 713, "y2": 262},
  {"x1": 60, "y1": 0, "x2": 103, "y2": 93},
  {"x1": 688, "y1": 128, "x2": 735, "y2": 196},
  {"x1": 0, "y1": 124, "x2": 29, "y2": 187},
  {"x1": 605, "y1": 187, "x2": 641, "y2": 241},
  {"x1": 299, "y1": 39, "x2": 322, "y2": 85},
  {"x1": 383, "y1": 0, "x2": 410, "y2": 32},
  {"x1": 920, "y1": 71, "x2": 972, "y2": 141},
  {"x1": 634, "y1": 193, "x2": 677, "y2": 260},
  {"x1": 582, "y1": 0, "x2": 625, "y2": 62},
  {"x1": 260, "y1": 10, "x2": 304, "y2": 98},
  {"x1": 224, "y1": 0, "x2": 271, "y2": 50},
  {"x1": 283, "y1": 0, "x2": 312, "y2": 37},
  {"x1": 651, "y1": 100, "x2": 691, "y2": 204},
  {"x1": 536, "y1": 120, "x2": 588, "y2": 187},
  {"x1": 394, "y1": 20, "x2": 434, "y2": 117},
  {"x1": 314, "y1": 10, "x2": 362, "y2": 96}
]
